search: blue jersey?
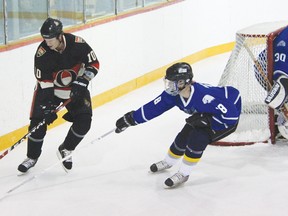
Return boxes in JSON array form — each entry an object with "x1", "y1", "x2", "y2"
[
  {"x1": 273, "y1": 26, "x2": 288, "y2": 80},
  {"x1": 133, "y1": 82, "x2": 241, "y2": 131}
]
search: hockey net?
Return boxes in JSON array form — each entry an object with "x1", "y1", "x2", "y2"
[{"x1": 216, "y1": 21, "x2": 288, "y2": 146}]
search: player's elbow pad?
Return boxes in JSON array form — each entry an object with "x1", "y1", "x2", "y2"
[{"x1": 83, "y1": 66, "x2": 98, "y2": 81}]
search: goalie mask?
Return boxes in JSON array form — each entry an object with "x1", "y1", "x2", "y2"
[{"x1": 164, "y1": 62, "x2": 193, "y2": 96}]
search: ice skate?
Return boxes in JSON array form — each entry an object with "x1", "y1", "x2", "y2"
[
  {"x1": 164, "y1": 172, "x2": 189, "y2": 188},
  {"x1": 18, "y1": 158, "x2": 38, "y2": 174},
  {"x1": 57, "y1": 144, "x2": 73, "y2": 172},
  {"x1": 150, "y1": 160, "x2": 172, "y2": 173}
]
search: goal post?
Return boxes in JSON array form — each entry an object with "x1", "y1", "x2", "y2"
[{"x1": 216, "y1": 21, "x2": 288, "y2": 146}]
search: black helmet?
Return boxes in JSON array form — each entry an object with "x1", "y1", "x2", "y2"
[
  {"x1": 165, "y1": 62, "x2": 193, "y2": 83},
  {"x1": 164, "y1": 62, "x2": 193, "y2": 96},
  {"x1": 40, "y1": 17, "x2": 63, "y2": 39}
]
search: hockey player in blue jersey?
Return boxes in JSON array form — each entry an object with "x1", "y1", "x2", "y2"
[
  {"x1": 264, "y1": 26, "x2": 288, "y2": 129},
  {"x1": 115, "y1": 62, "x2": 242, "y2": 188}
]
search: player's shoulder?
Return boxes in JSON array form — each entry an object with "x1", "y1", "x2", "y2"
[
  {"x1": 194, "y1": 82, "x2": 233, "y2": 96},
  {"x1": 193, "y1": 82, "x2": 214, "y2": 90},
  {"x1": 64, "y1": 33, "x2": 86, "y2": 44},
  {"x1": 35, "y1": 41, "x2": 50, "y2": 58},
  {"x1": 225, "y1": 85, "x2": 240, "y2": 97},
  {"x1": 275, "y1": 27, "x2": 288, "y2": 45},
  {"x1": 155, "y1": 90, "x2": 169, "y2": 100},
  {"x1": 279, "y1": 26, "x2": 288, "y2": 35},
  {"x1": 157, "y1": 90, "x2": 177, "y2": 102}
]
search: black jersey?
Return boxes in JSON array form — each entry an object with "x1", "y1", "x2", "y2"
[{"x1": 34, "y1": 33, "x2": 99, "y2": 99}]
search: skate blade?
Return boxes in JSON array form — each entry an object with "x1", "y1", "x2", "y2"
[
  {"x1": 56, "y1": 151, "x2": 70, "y2": 173},
  {"x1": 17, "y1": 171, "x2": 28, "y2": 176}
]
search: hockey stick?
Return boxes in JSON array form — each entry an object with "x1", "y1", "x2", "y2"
[
  {"x1": 243, "y1": 43, "x2": 272, "y2": 90},
  {"x1": 0, "y1": 99, "x2": 71, "y2": 160},
  {"x1": 243, "y1": 43, "x2": 288, "y2": 142},
  {"x1": 243, "y1": 43, "x2": 288, "y2": 117},
  {"x1": 0, "y1": 127, "x2": 116, "y2": 201}
]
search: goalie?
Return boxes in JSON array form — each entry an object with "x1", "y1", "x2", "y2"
[{"x1": 264, "y1": 25, "x2": 288, "y2": 138}]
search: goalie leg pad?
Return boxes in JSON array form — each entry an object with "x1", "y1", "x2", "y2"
[{"x1": 265, "y1": 75, "x2": 288, "y2": 110}]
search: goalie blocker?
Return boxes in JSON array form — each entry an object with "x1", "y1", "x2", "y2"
[
  {"x1": 265, "y1": 75, "x2": 288, "y2": 118},
  {"x1": 265, "y1": 75, "x2": 288, "y2": 111},
  {"x1": 265, "y1": 75, "x2": 288, "y2": 139}
]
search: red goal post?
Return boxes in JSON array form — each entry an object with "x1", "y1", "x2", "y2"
[{"x1": 215, "y1": 21, "x2": 288, "y2": 146}]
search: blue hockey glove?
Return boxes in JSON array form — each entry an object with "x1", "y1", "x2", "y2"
[{"x1": 115, "y1": 111, "x2": 137, "y2": 133}]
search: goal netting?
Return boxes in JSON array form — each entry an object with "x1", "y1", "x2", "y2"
[{"x1": 216, "y1": 21, "x2": 288, "y2": 146}]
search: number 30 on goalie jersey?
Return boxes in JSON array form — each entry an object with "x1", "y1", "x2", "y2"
[{"x1": 273, "y1": 26, "x2": 288, "y2": 80}]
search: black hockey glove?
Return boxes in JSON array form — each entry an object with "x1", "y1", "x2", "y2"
[
  {"x1": 41, "y1": 101, "x2": 58, "y2": 125},
  {"x1": 185, "y1": 113, "x2": 212, "y2": 129},
  {"x1": 70, "y1": 76, "x2": 89, "y2": 103},
  {"x1": 115, "y1": 111, "x2": 137, "y2": 133}
]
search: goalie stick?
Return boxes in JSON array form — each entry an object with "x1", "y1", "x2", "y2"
[
  {"x1": 243, "y1": 43, "x2": 288, "y2": 141},
  {"x1": 0, "y1": 99, "x2": 71, "y2": 160},
  {"x1": 243, "y1": 43, "x2": 288, "y2": 118},
  {"x1": 0, "y1": 127, "x2": 116, "y2": 201}
]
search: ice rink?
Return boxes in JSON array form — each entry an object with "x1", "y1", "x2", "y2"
[{"x1": 1, "y1": 54, "x2": 288, "y2": 216}]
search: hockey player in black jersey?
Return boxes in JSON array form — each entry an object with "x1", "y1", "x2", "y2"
[
  {"x1": 115, "y1": 62, "x2": 241, "y2": 188},
  {"x1": 18, "y1": 17, "x2": 100, "y2": 173}
]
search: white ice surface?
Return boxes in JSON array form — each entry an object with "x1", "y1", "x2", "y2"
[{"x1": 1, "y1": 54, "x2": 288, "y2": 216}]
